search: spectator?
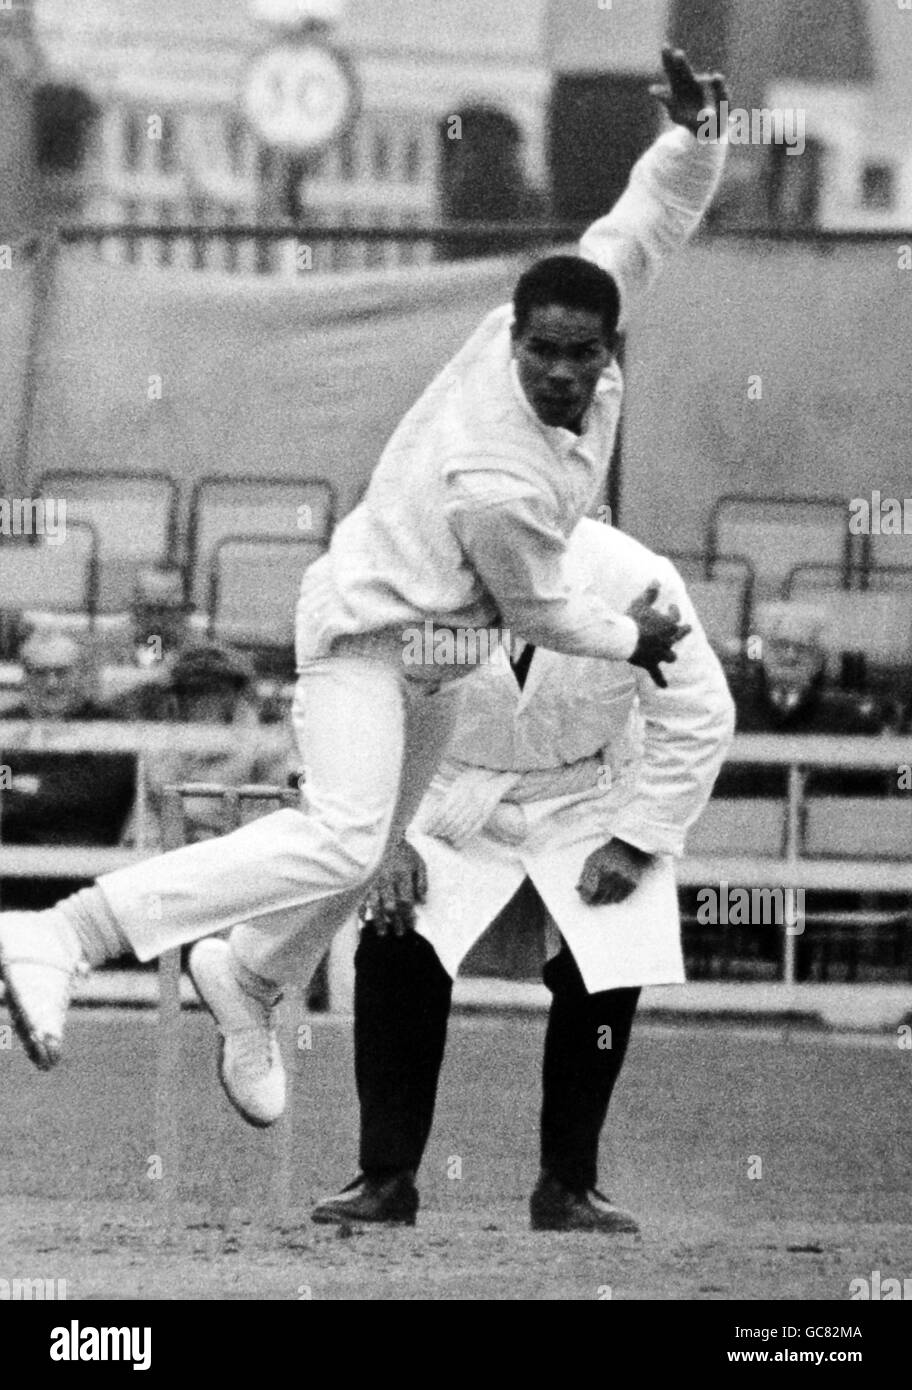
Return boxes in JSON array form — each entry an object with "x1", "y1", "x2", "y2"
[
  {"x1": 709, "y1": 601, "x2": 900, "y2": 981},
  {"x1": 0, "y1": 628, "x2": 136, "y2": 910},
  {"x1": 721, "y1": 601, "x2": 896, "y2": 798},
  {"x1": 129, "y1": 565, "x2": 194, "y2": 671},
  {"x1": 106, "y1": 617, "x2": 248, "y2": 721},
  {"x1": 129, "y1": 641, "x2": 290, "y2": 846},
  {"x1": 169, "y1": 642, "x2": 261, "y2": 728},
  {"x1": 88, "y1": 566, "x2": 198, "y2": 714},
  {"x1": 733, "y1": 603, "x2": 892, "y2": 738},
  {"x1": 7, "y1": 627, "x2": 107, "y2": 721}
]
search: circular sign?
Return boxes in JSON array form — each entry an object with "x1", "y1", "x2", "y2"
[{"x1": 242, "y1": 39, "x2": 358, "y2": 153}]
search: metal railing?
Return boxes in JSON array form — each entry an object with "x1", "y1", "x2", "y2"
[
  {"x1": 0, "y1": 721, "x2": 289, "y2": 880},
  {"x1": 56, "y1": 221, "x2": 581, "y2": 275},
  {"x1": 12, "y1": 218, "x2": 908, "y2": 282},
  {"x1": 1, "y1": 724, "x2": 909, "y2": 990}
]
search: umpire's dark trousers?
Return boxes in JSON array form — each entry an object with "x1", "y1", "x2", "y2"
[{"x1": 354, "y1": 881, "x2": 640, "y2": 1193}]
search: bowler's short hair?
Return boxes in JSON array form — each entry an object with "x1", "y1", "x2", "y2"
[{"x1": 512, "y1": 255, "x2": 621, "y2": 345}]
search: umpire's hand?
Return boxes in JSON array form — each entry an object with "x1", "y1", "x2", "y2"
[
  {"x1": 360, "y1": 839, "x2": 428, "y2": 937},
  {"x1": 577, "y1": 837, "x2": 654, "y2": 907},
  {"x1": 626, "y1": 582, "x2": 691, "y2": 689}
]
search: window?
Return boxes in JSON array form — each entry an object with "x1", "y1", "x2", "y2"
[
  {"x1": 765, "y1": 138, "x2": 822, "y2": 230},
  {"x1": 337, "y1": 126, "x2": 356, "y2": 181},
  {"x1": 371, "y1": 127, "x2": 391, "y2": 181},
  {"x1": 34, "y1": 84, "x2": 99, "y2": 172},
  {"x1": 148, "y1": 112, "x2": 177, "y2": 174},
  {"x1": 226, "y1": 113, "x2": 247, "y2": 177},
  {"x1": 861, "y1": 162, "x2": 894, "y2": 211},
  {"x1": 404, "y1": 134, "x2": 423, "y2": 184},
  {"x1": 158, "y1": 113, "x2": 178, "y2": 174},
  {"x1": 124, "y1": 109, "x2": 144, "y2": 171}
]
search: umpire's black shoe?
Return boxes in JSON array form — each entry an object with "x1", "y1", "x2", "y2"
[
  {"x1": 311, "y1": 1172, "x2": 419, "y2": 1227},
  {"x1": 529, "y1": 1173, "x2": 641, "y2": 1236}
]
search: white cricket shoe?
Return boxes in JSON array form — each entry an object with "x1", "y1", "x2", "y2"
[
  {"x1": 0, "y1": 910, "x2": 86, "y2": 1071},
  {"x1": 188, "y1": 938, "x2": 286, "y2": 1128}
]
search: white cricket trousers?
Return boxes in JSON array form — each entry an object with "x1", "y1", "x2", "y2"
[{"x1": 97, "y1": 652, "x2": 464, "y2": 985}]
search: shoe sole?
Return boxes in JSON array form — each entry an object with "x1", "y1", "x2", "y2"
[
  {"x1": 311, "y1": 1207, "x2": 417, "y2": 1228},
  {"x1": 0, "y1": 960, "x2": 59, "y2": 1072},
  {"x1": 187, "y1": 953, "x2": 278, "y2": 1131},
  {"x1": 530, "y1": 1216, "x2": 641, "y2": 1239}
]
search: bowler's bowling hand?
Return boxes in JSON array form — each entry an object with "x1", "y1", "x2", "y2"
[
  {"x1": 626, "y1": 581, "x2": 691, "y2": 688},
  {"x1": 360, "y1": 839, "x2": 428, "y2": 937},
  {"x1": 577, "y1": 838, "x2": 654, "y2": 907},
  {"x1": 649, "y1": 45, "x2": 729, "y2": 136}
]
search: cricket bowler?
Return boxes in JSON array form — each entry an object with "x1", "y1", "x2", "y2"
[{"x1": 0, "y1": 49, "x2": 729, "y2": 1131}]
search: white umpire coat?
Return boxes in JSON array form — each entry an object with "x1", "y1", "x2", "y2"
[{"x1": 405, "y1": 519, "x2": 736, "y2": 993}]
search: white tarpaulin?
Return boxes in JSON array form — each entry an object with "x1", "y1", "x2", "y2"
[{"x1": 23, "y1": 250, "x2": 524, "y2": 520}]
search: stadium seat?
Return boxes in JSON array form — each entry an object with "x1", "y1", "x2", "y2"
[
  {"x1": 37, "y1": 470, "x2": 178, "y2": 612},
  {"x1": 667, "y1": 553, "x2": 753, "y2": 654},
  {"x1": 208, "y1": 535, "x2": 325, "y2": 652},
  {"x1": 802, "y1": 797, "x2": 912, "y2": 859},
  {"x1": 755, "y1": 587, "x2": 912, "y2": 675},
  {"x1": 819, "y1": 591, "x2": 912, "y2": 670},
  {"x1": 861, "y1": 565, "x2": 912, "y2": 592},
  {"x1": 863, "y1": 527, "x2": 912, "y2": 577},
  {"x1": 687, "y1": 798, "x2": 787, "y2": 857},
  {"x1": 708, "y1": 496, "x2": 854, "y2": 599},
  {"x1": 787, "y1": 562, "x2": 912, "y2": 598},
  {"x1": 188, "y1": 476, "x2": 335, "y2": 610},
  {"x1": 785, "y1": 562, "x2": 851, "y2": 597},
  {"x1": 0, "y1": 522, "x2": 98, "y2": 615}
]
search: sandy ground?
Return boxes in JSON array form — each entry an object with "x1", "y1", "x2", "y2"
[{"x1": 1, "y1": 1011, "x2": 910, "y2": 1300}]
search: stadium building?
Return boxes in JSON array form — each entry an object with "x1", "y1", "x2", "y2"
[{"x1": 4, "y1": 0, "x2": 909, "y2": 273}]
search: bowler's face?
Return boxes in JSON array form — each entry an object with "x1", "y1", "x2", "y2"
[{"x1": 512, "y1": 304, "x2": 612, "y2": 433}]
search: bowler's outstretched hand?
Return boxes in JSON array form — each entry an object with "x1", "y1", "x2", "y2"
[{"x1": 649, "y1": 45, "x2": 728, "y2": 135}]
